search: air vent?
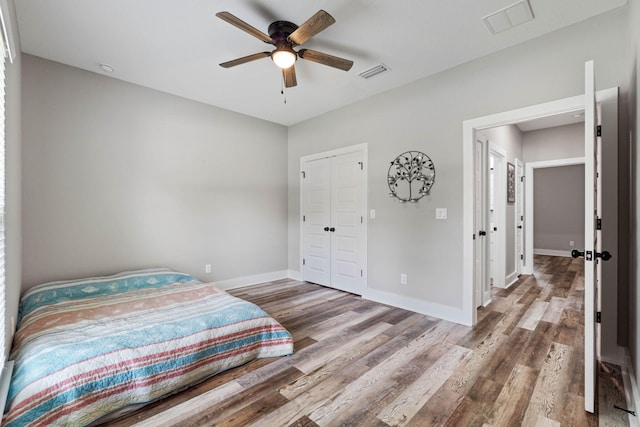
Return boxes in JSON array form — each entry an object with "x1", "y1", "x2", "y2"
[
  {"x1": 359, "y1": 63, "x2": 391, "y2": 79},
  {"x1": 482, "y1": 0, "x2": 534, "y2": 35}
]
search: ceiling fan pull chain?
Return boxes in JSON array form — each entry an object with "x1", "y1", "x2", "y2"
[{"x1": 281, "y1": 78, "x2": 287, "y2": 104}]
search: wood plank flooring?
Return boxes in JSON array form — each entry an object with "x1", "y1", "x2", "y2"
[{"x1": 105, "y1": 255, "x2": 630, "y2": 426}]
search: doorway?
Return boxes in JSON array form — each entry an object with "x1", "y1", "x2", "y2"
[
  {"x1": 524, "y1": 157, "x2": 585, "y2": 272},
  {"x1": 462, "y1": 87, "x2": 618, "y2": 328},
  {"x1": 464, "y1": 67, "x2": 619, "y2": 414}
]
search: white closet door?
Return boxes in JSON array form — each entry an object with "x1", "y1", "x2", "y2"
[
  {"x1": 330, "y1": 151, "x2": 365, "y2": 294},
  {"x1": 301, "y1": 148, "x2": 366, "y2": 295},
  {"x1": 302, "y1": 157, "x2": 331, "y2": 285}
]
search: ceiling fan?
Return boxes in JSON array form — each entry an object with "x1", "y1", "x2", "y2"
[{"x1": 216, "y1": 10, "x2": 354, "y2": 88}]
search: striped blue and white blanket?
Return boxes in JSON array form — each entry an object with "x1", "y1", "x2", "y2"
[{"x1": 3, "y1": 268, "x2": 293, "y2": 426}]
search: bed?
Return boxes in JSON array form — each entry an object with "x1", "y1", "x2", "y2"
[{"x1": 2, "y1": 268, "x2": 294, "y2": 426}]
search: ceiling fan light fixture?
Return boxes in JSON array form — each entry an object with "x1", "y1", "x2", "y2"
[{"x1": 272, "y1": 47, "x2": 297, "y2": 69}]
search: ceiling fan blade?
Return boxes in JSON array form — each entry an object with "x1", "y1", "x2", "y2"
[
  {"x1": 288, "y1": 10, "x2": 335, "y2": 45},
  {"x1": 283, "y1": 65, "x2": 297, "y2": 88},
  {"x1": 220, "y1": 52, "x2": 271, "y2": 68},
  {"x1": 298, "y1": 49, "x2": 353, "y2": 71},
  {"x1": 216, "y1": 11, "x2": 273, "y2": 44}
]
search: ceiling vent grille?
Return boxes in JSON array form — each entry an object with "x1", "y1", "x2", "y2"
[
  {"x1": 359, "y1": 63, "x2": 391, "y2": 79},
  {"x1": 482, "y1": 0, "x2": 534, "y2": 35}
]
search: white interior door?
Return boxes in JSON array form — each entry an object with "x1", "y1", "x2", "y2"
[
  {"x1": 330, "y1": 151, "x2": 365, "y2": 294},
  {"x1": 583, "y1": 59, "x2": 598, "y2": 414},
  {"x1": 489, "y1": 144, "x2": 506, "y2": 288},
  {"x1": 302, "y1": 158, "x2": 331, "y2": 285}
]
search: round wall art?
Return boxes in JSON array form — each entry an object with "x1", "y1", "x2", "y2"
[{"x1": 387, "y1": 151, "x2": 435, "y2": 203}]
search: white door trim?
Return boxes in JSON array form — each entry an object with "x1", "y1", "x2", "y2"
[
  {"x1": 475, "y1": 136, "x2": 490, "y2": 307},
  {"x1": 462, "y1": 87, "x2": 618, "y2": 326},
  {"x1": 515, "y1": 158, "x2": 524, "y2": 276},
  {"x1": 523, "y1": 157, "x2": 585, "y2": 275},
  {"x1": 489, "y1": 143, "x2": 507, "y2": 288},
  {"x1": 299, "y1": 143, "x2": 368, "y2": 290}
]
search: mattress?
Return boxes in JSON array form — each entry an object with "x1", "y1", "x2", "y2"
[{"x1": 3, "y1": 268, "x2": 293, "y2": 426}]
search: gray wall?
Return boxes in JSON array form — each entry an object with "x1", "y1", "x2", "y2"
[
  {"x1": 533, "y1": 165, "x2": 585, "y2": 252},
  {"x1": 288, "y1": 8, "x2": 628, "y2": 316},
  {"x1": 21, "y1": 55, "x2": 288, "y2": 289},
  {"x1": 4, "y1": 0, "x2": 21, "y2": 359},
  {"x1": 522, "y1": 122, "x2": 584, "y2": 162}
]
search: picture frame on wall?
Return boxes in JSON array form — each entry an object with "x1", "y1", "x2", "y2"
[{"x1": 507, "y1": 162, "x2": 515, "y2": 203}]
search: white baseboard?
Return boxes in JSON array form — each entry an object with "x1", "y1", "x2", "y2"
[
  {"x1": 212, "y1": 270, "x2": 291, "y2": 290},
  {"x1": 533, "y1": 248, "x2": 572, "y2": 257},
  {"x1": 287, "y1": 272, "x2": 469, "y2": 325},
  {"x1": 363, "y1": 287, "x2": 469, "y2": 326},
  {"x1": 214, "y1": 270, "x2": 470, "y2": 326},
  {"x1": 505, "y1": 271, "x2": 519, "y2": 288},
  {"x1": 287, "y1": 270, "x2": 302, "y2": 281}
]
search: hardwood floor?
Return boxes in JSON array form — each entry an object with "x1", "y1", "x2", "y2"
[{"x1": 105, "y1": 255, "x2": 630, "y2": 426}]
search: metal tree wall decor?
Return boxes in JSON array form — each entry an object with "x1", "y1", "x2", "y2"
[{"x1": 388, "y1": 151, "x2": 436, "y2": 203}]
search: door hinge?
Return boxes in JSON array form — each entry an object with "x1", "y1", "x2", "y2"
[
  {"x1": 521, "y1": 254, "x2": 524, "y2": 260},
  {"x1": 361, "y1": 270, "x2": 363, "y2": 277},
  {"x1": 597, "y1": 125, "x2": 602, "y2": 137},
  {"x1": 596, "y1": 311, "x2": 601, "y2": 323},
  {"x1": 586, "y1": 250, "x2": 593, "y2": 261},
  {"x1": 301, "y1": 171, "x2": 306, "y2": 179},
  {"x1": 358, "y1": 161, "x2": 363, "y2": 170},
  {"x1": 302, "y1": 258, "x2": 306, "y2": 266},
  {"x1": 303, "y1": 215, "x2": 306, "y2": 222},
  {"x1": 596, "y1": 217, "x2": 602, "y2": 230},
  {"x1": 361, "y1": 216, "x2": 363, "y2": 224},
  {"x1": 520, "y1": 176, "x2": 525, "y2": 182}
]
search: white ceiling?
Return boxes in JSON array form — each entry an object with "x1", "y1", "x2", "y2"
[{"x1": 15, "y1": 0, "x2": 626, "y2": 126}]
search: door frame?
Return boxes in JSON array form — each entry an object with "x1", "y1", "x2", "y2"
[
  {"x1": 515, "y1": 158, "x2": 524, "y2": 275},
  {"x1": 523, "y1": 157, "x2": 585, "y2": 275},
  {"x1": 475, "y1": 136, "x2": 490, "y2": 307},
  {"x1": 299, "y1": 143, "x2": 368, "y2": 289},
  {"x1": 462, "y1": 87, "x2": 618, "y2": 326}
]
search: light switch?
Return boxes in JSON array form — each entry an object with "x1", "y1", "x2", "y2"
[
  {"x1": 370, "y1": 209, "x2": 376, "y2": 219},
  {"x1": 436, "y1": 208, "x2": 448, "y2": 219}
]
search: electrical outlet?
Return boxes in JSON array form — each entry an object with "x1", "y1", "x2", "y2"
[
  {"x1": 400, "y1": 273, "x2": 407, "y2": 285},
  {"x1": 569, "y1": 241, "x2": 575, "y2": 247},
  {"x1": 205, "y1": 264, "x2": 212, "y2": 273}
]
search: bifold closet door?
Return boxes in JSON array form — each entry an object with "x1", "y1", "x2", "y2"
[
  {"x1": 302, "y1": 157, "x2": 332, "y2": 286},
  {"x1": 329, "y1": 151, "x2": 364, "y2": 294},
  {"x1": 302, "y1": 151, "x2": 365, "y2": 295}
]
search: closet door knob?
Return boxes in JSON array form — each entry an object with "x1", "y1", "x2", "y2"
[
  {"x1": 324, "y1": 227, "x2": 330, "y2": 232},
  {"x1": 330, "y1": 227, "x2": 336, "y2": 232}
]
